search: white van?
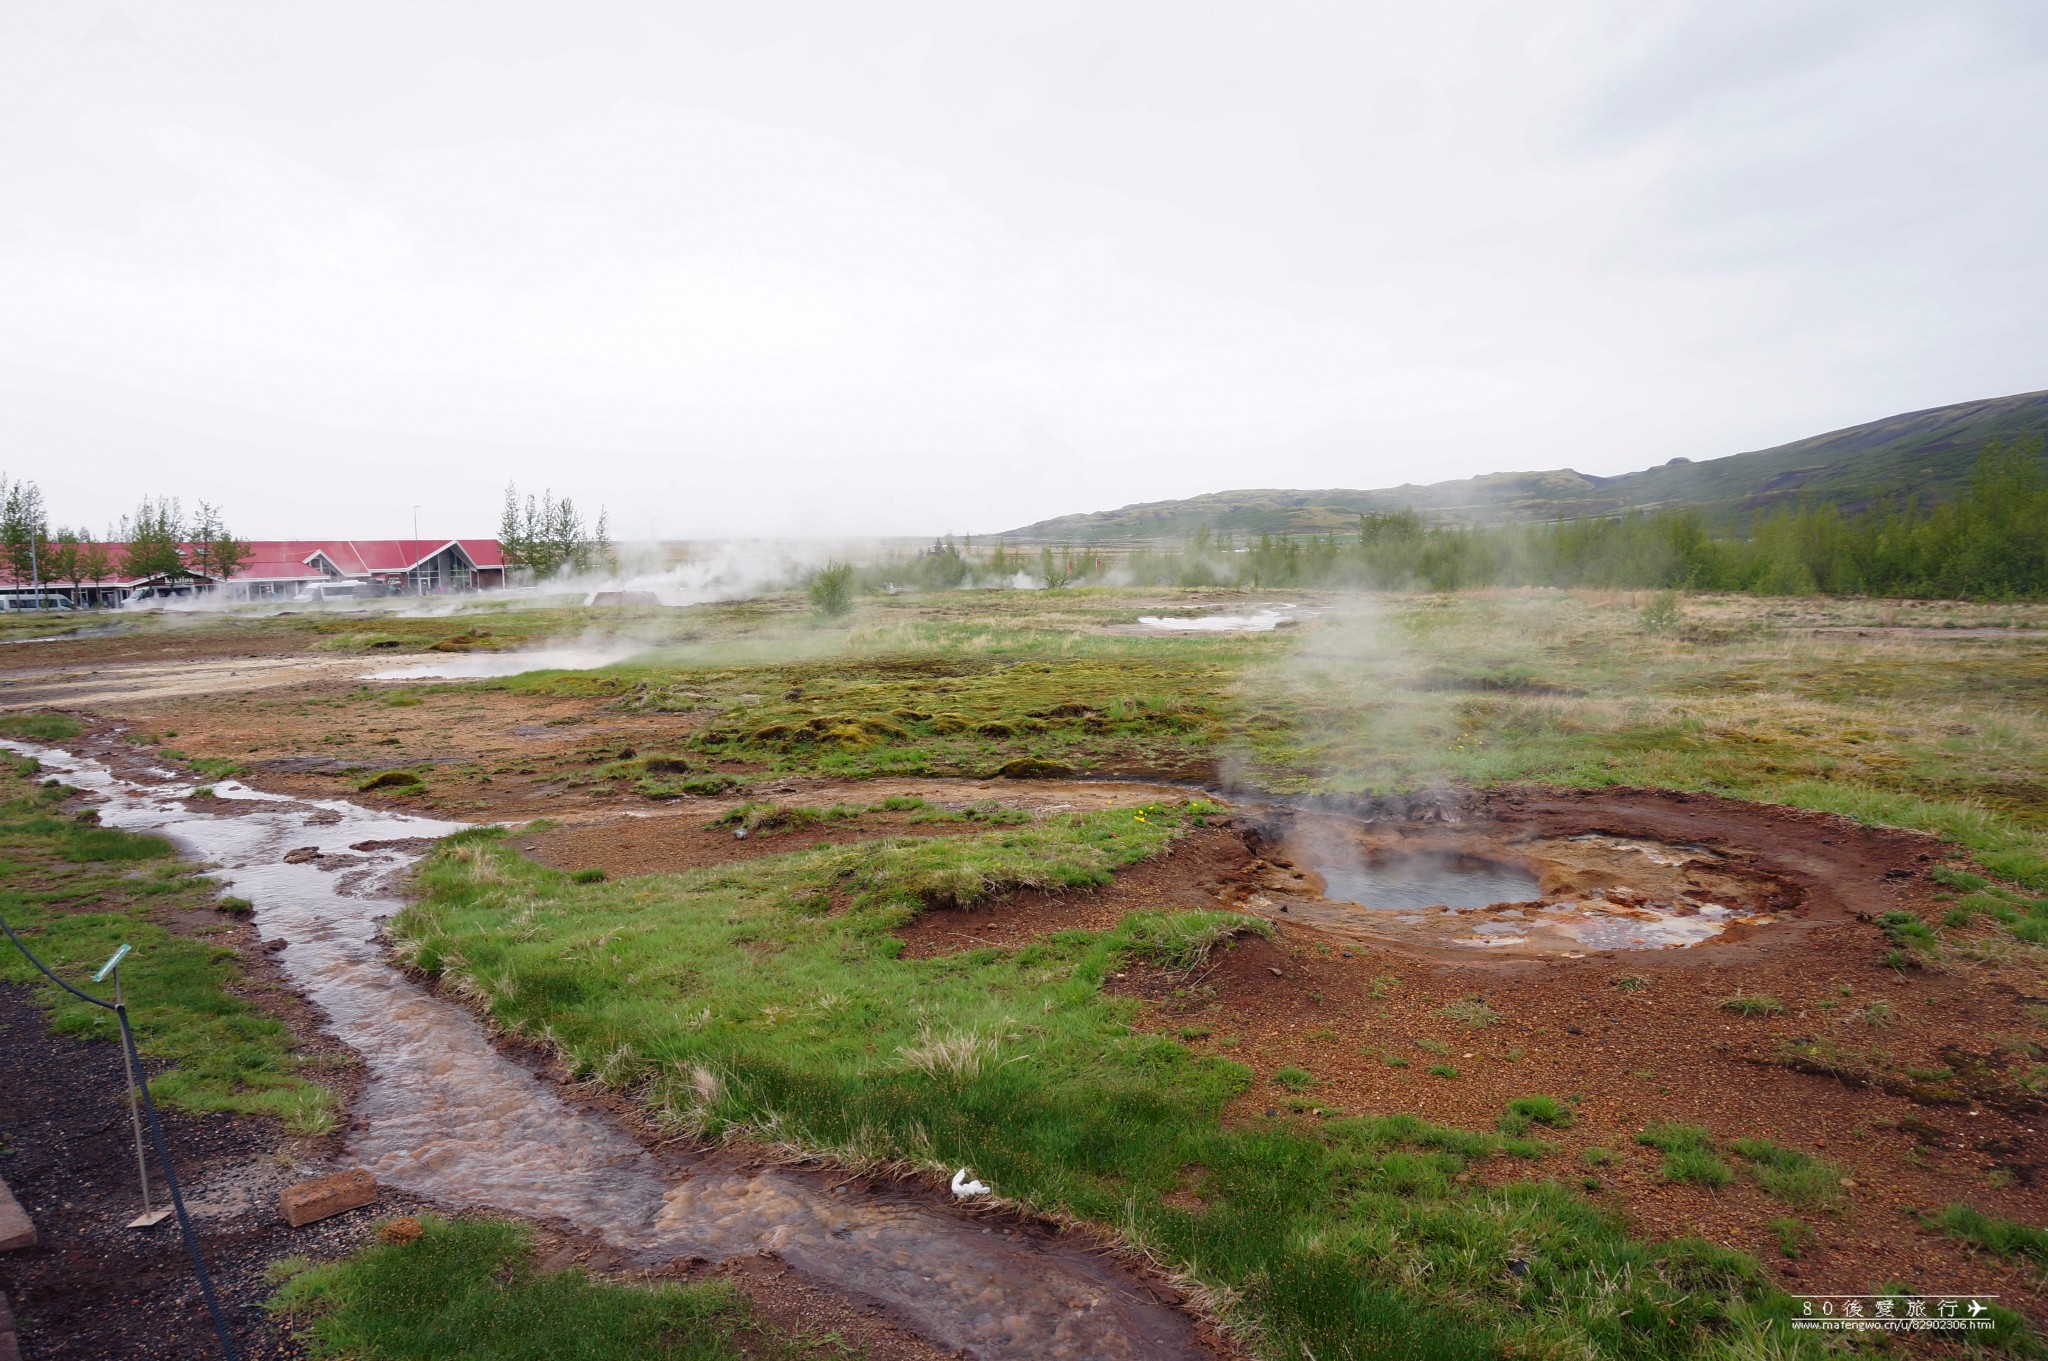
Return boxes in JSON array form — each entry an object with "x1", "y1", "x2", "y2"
[{"x1": 303, "y1": 581, "x2": 366, "y2": 602}]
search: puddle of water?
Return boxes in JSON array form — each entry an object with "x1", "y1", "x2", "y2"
[
  {"x1": 8, "y1": 742, "x2": 1195, "y2": 1360},
  {"x1": 1136, "y1": 603, "x2": 1300, "y2": 632},
  {"x1": 1316, "y1": 855, "x2": 1543, "y2": 911},
  {"x1": 367, "y1": 644, "x2": 649, "y2": 680}
]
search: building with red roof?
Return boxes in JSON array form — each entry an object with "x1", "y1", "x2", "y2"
[{"x1": 0, "y1": 538, "x2": 509, "y2": 607}]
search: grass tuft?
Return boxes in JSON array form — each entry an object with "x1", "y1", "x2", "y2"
[{"x1": 269, "y1": 1214, "x2": 757, "y2": 1359}]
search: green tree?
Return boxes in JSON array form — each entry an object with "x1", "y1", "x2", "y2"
[
  {"x1": 120, "y1": 497, "x2": 188, "y2": 586},
  {"x1": 77, "y1": 535, "x2": 115, "y2": 603},
  {"x1": 44, "y1": 530, "x2": 80, "y2": 602},
  {"x1": 0, "y1": 474, "x2": 49, "y2": 597},
  {"x1": 498, "y1": 482, "x2": 614, "y2": 578},
  {"x1": 186, "y1": 502, "x2": 251, "y2": 586}
]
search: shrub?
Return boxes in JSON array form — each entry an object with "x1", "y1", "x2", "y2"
[
  {"x1": 809, "y1": 561, "x2": 855, "y2": 617},
  {"x1": 357, "y1": 769, "x2": 424, "y2": 792}
]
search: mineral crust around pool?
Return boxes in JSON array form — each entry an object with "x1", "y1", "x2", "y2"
[{"x1": 1246, "y1": 817, "x2": 1796, "y2": 957}]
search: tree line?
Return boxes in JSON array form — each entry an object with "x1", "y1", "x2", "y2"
[
  {"x1": 0, "y1": 478, "x2": 249, "y2": 600},
  {"x1": 496, "y1": 482, "x2": 614, "y2": 577},
  {"x1": 838, "y1": 436, "x2": 2047, "y2": 601}
]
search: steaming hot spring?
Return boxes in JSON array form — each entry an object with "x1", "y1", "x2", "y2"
[{"x1": 1233, "y1": 811, "x2": 1797, "y2": 957}]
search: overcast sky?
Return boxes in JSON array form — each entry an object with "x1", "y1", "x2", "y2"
[{"x1": 3, "y1": 2, "x2": 2044, "y2": 540}]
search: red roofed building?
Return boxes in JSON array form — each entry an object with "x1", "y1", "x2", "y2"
[{"x1": 0, "y1": 538, "x2": 509, "y2": 607}]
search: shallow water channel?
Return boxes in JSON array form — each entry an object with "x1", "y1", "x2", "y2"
[{"x1": 11, "y1": 742, "x2": 1199, "y2": 1361}]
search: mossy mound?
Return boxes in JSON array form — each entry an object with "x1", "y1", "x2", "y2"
[{"x1": 993, "y1": 757, "x2": 1077, "y2": 779}]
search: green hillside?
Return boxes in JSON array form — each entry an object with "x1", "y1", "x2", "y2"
[{"x1": 1006, "y1": 390, "x2": 2048, "y2": 541}]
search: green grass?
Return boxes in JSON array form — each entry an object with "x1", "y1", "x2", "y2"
[
  {"x1": 0, "y1": 712, "x2": 84, "y2": 742},
  {"x1": 1439, "y1": 997, "x2": 1500, "y2": 1028},
  {"x1": 1498, "y1": 1096, "x2": 1574, "y2": 1138},
  {"x1": 391, "y1": 814, "x2": 1818, "y2": 1359},
  {"x1": 1933, "y1": 1204, "x2": 2048, "y2": 1264},
  {"x1": 1636, "y1": 1125, "x2": 1734, "y2": 1188},
  {"x1": 0, "y1": 759, "x2": 336, "y2": 1131},
  {"x1": 1719, "y1": 995, "x2": 1784, "y2": 1017},
  {"x1": 1273, "y1": 1066, "x2": 1317, "y2": 1092},
  {"x1": 269, "y1": 1215, "x2": 758, "y2": 1359},
  {"x1": 1728, "y1": 1139, "x2": 1847, "y2": 1210},
  {"x1": 1769, "y1": 1217, "x2": 1812, "y2": 1259}
]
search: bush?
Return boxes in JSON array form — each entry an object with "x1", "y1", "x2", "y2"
[{"x1": 809, "y1": 561, "x2": 855, "y2": 617}]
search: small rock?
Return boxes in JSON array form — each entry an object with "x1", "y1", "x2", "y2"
[
  {"x1": 1268, "y1": 967, "x2": 1283, "y2": 977},
  {"x1": 280, "y1": 1169, "x2": 377, "y2": 1227},
  {"x1": 1564, "y1": 1025, "x2": 1584, "y2": 1036},
  {"x1": 264, "y1": 938, "x2": 288, "y2": 953},
  {"x1": 0, "y1": 1178, "x2": 35, "y2": 1252},
  {"x1": 282, "y1": 846, "x2": 321, "y2": 864},
  {"x1": 378, "y1": 1216, "x2": 424, "y2": 1245},
  {"x1": 1507, "y1": 1257, "x2": 1530, "y2": 1277}
]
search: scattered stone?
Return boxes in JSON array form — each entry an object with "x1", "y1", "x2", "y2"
[
  {"x1": 378, "y1": 1216, "x2": 424, "y2": 1245},
  {"x1": 282, "y1": 846, "x2": 321, "y2": 863},
  {"x1": 280, "y1": 1169, "x2": 377, "y2": 1227},
  {"x1": 0, "y1": 1177, "x2": 35, "y2": 1252}
]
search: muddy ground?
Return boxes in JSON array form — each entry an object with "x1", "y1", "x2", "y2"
[
  {"x1": 4, "y1": 631, "x2": 2046, "y2": 1348},
  {"x1": 0, "y1": 983, "x2": 412, "y2": 1361}
]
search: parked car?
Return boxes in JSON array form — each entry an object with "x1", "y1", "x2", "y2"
[
  {"x1": 303, "y1": 581, "x2": 367, "y2": 602},
  {"x1": 0, "y1": 594, "x2": 75, "y2": 611}
]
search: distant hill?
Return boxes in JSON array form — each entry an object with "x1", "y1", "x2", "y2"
[{"x1": 1003, "y1": 390, "x2": 2048, "y2": 541}]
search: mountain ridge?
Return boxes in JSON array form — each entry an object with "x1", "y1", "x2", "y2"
[{"x1": 1002, "y1": 389, "x2": 2048, "y2": 541}]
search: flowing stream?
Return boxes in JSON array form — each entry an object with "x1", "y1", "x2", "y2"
[{"x1": 10, "y1": 742, "x2": 1200, "y2": 1360}]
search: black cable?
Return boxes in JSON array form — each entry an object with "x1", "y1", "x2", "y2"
[{"x1": 1, "y1": 913, "x2": 241, "y2": 1361}]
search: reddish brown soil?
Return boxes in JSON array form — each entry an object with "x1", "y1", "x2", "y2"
[{"x1": 1078, "y1": 789, "x2": 2048, "y2": 1318}]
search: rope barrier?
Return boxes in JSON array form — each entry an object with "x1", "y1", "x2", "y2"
[{"x1": 1, "y1": 913, "x2": 241, "y2": 1361}]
